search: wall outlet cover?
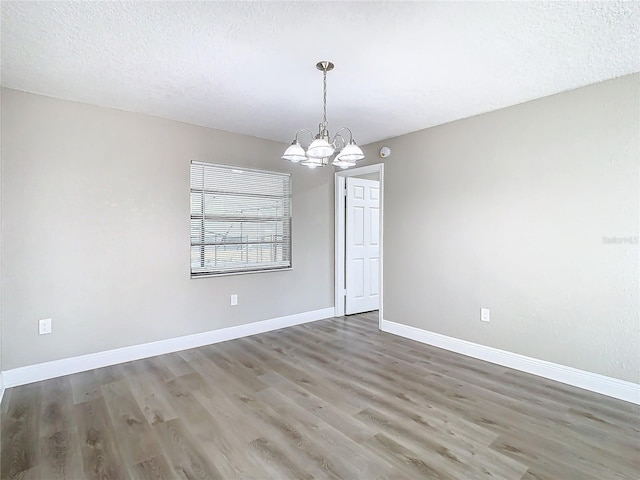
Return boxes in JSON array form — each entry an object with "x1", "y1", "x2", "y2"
[
  {"x1": 480, "y1": 308, "x2": 490, "y2": 322},
  {"x1": 39, "y1": 318, "x2": 52, "y2": 335}
]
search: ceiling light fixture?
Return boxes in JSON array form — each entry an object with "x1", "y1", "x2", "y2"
[{"x1": 282, "y1": 61, "x2": 365, "y2": 169}]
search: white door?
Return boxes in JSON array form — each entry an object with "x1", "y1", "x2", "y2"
[{"x1": 346, "y1": 177, "x2": 380, "y2": 314}]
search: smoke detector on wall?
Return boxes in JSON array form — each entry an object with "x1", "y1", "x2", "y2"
[{"x1": 379, "y1": 147, "x2": 391, "y2": 158}]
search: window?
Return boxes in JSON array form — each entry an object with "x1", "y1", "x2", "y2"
[{"x1": 190, "y1": 161, "x2": 292, "y2": 276}]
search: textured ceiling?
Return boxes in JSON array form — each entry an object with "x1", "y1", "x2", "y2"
[{"x1": 1, "y1": 1, "x2": 639, "y2": 145}]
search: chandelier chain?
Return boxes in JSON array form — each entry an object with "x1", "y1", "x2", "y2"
[{"x1": 322, "y1": 69, "x2": 328, "y2": 127}]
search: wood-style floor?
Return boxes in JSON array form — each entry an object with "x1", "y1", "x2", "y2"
[{"x1": 1, "y1": 312, "x2": 638, "y2": 479}]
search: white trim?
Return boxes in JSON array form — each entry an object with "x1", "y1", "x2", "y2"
[
  {"x1": 334, "y1": 174, "x2": 346, "y2": 317},
  {"x1": 0, "y1": 372, "x2": 5, "y2": 405},
  {"x1": 381, "y1": 319, "x2": 640, "y2": 405},
  {"x1": 333, "y1": 172, "x2": 347, "y2": 317},
  {"x1": 2, "y1": 307, "x2": 334, "y2": 389},
  {"x1": 334, "y1": 163, "x2": 384, "y2": 329}
]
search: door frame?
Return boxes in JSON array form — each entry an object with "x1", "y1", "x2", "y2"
[{"x1": 334, "y1": 163, "x2": 384, "y2": 328}]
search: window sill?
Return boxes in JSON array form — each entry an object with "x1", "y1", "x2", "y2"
[{"x1": 191, "y1": 267, "x2": 293, "y2": 279}]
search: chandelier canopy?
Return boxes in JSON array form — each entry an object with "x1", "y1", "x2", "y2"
[{"x1": 282, "y1": 61, "x2": 365, "y2": 169}]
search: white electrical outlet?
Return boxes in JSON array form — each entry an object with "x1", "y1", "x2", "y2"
[
  {"x1": 480, "y1": 308, "x2": 490, "y2": 322},
  {"x1": 39, "y1": 318, "x2": 52, "y2": 335},
  {"x1": 230, "y1": 294, "x2": 238, "y2": 306}
]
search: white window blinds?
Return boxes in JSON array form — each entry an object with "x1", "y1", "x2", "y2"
[{"x1": 190, "y1": 162, "x2": 292, "y2": 276}]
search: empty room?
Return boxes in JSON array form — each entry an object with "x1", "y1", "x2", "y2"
[{"x1": 0, "y1": 1, "x2": 638, "y2": 479}]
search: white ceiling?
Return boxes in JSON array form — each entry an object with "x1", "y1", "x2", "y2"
[{"x1": 1, "y1": 1, "x2": 639, "y2": 146}]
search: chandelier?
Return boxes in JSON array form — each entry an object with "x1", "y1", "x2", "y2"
[{"x1": 282, "y1": 61, "x2": 365, "y2": 169}]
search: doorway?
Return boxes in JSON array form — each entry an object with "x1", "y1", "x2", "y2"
[{"x1": 334, "y1": 163, "x2": 384, "y2": 327}]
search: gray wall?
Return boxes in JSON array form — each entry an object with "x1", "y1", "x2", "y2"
[
  {"x1": 0, "y1": 88, "x2": 3, "y2": 379},
  {"x1": 362, "y1": 74, "x2": 639, "y2": 383},
  {"x1": 1, "y1": 88, "x2": 334, "y2": 370}
]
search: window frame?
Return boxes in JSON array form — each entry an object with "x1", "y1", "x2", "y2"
[{"x1": 190, "y1": 161, "x2": 292, "y2": 278}]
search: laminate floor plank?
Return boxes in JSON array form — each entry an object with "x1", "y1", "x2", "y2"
[
  {"x1": 152, "y1": 419, "x2": 224, "y2": 480},
  {"x1": 231, "y1": 388, "x2": 359, "y2": 480},
  {"x1": 363, "y1": 432, "x2": 456, "y2": 480},
  {"x1": 247, "y1": 437, "x2": 314, "y2": 480},
  {"x1": 324, "y1": 345, "x2": 564, "y2": 442},
  {"x1": 239, "y1": 337, "x2": 368, "y2": 415},
  {"x1": 279, "y1": 336, "x2": 487, "y2": 431},
  {"x1": 491, "y1": 430, "x2": 637, "y2": 480},
  {"x1": 1, "y1": 384, "x2": 41, "y2": 479},
  {"x1": 119, "y1": 362, "x2": 178, "y2": 427},
  {"x1": 199, "y1": 345, "x2": 269, "y2": 394},
  {"x1": 356, "y1": 406, "x2": 515, "y2": 480},
  {"x1": 93, "y1": 366, "x2": 125, "y2": 386},
  {"x1": 404, "y1": 345, "x2": 511, "y2": 379},
  {"x1": 74, "y1": 397, "x2": 128, "y2": 480},
  {"x1": 559, "y1": 411, "x2": 640, "y2": 460},
  {"x1": 500, "y1": 369, "x2": 640, "y2": 425},
  {"x1": 136, "y1": 359, "x2": 175, "y2": 386},
  {"x1": 182, "y1": 350, "x2": 261, "y2": 400},
  {"x1": 213, "y1": 343, "x2": 270, "y2": 377},
  {"x1": 370, "y1": 398, "x2": 530, "y2": 479},
  {"x1": 188, "y1": 391, "x2": 287, "y2": 480},
  {"x1": 70, "y1": 371, "x2": 102, "y2": 405},
  {"x1": 401, "y1": 349, "x2": 570, "y2": 411},
  {"x1": 258, "y1": 371, "x2": 376, "y2": 444},
  {"x1": 167, "y1": 370, "x2": 296, "y2": 480},
  {"x1": 37, "y1": 377, "x2": 84, "y2": 479},
  {"x1": 565, "y1": 405, "x2": 640, "y2": 438},
  {"x1": 100, "y1": 381, "x2": 162, "y2": 467},
  {"x1": 128, "y1": 454, "x2": 173, "y2": 480},
  {"x1": 255, "y1": 387, "x2": 394, "y2": 478},
  {"x1": 160, "y1": 376, "x2": 255, "y2": 479},
  {"x1": 2, "y1": 313, "x2": 638, "y2": 480},
  {"x1": 490, "y1": 434, "x2": 604, "y2": 480},
  {"x1": 156, "y1": 353, "x2": 194, "y2": 379}
]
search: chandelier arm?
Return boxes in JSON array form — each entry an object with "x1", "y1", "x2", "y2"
[
  {"x1": 334, "y1": 126, "x2": 354, "y2": 143},
  {"x1": 333, "y1": 127, "x2": 354, "y2": 146},
  {"x1": 331, "y1": 132, "x2": 347, "y2": 150},
  {"x1": 294, "y1": 128, "x2": 315, "y2": 145}
]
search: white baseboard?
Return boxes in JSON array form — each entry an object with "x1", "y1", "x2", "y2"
[
  {"x1": 0, "y1": 372, "x2": 4, "y2": 405},
  {"x1": 2, "y1": 307, "x2": 334, "y2": 389},
  {"x1": 381, "y1": 319, "x2": 640, "y2": 405}
]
